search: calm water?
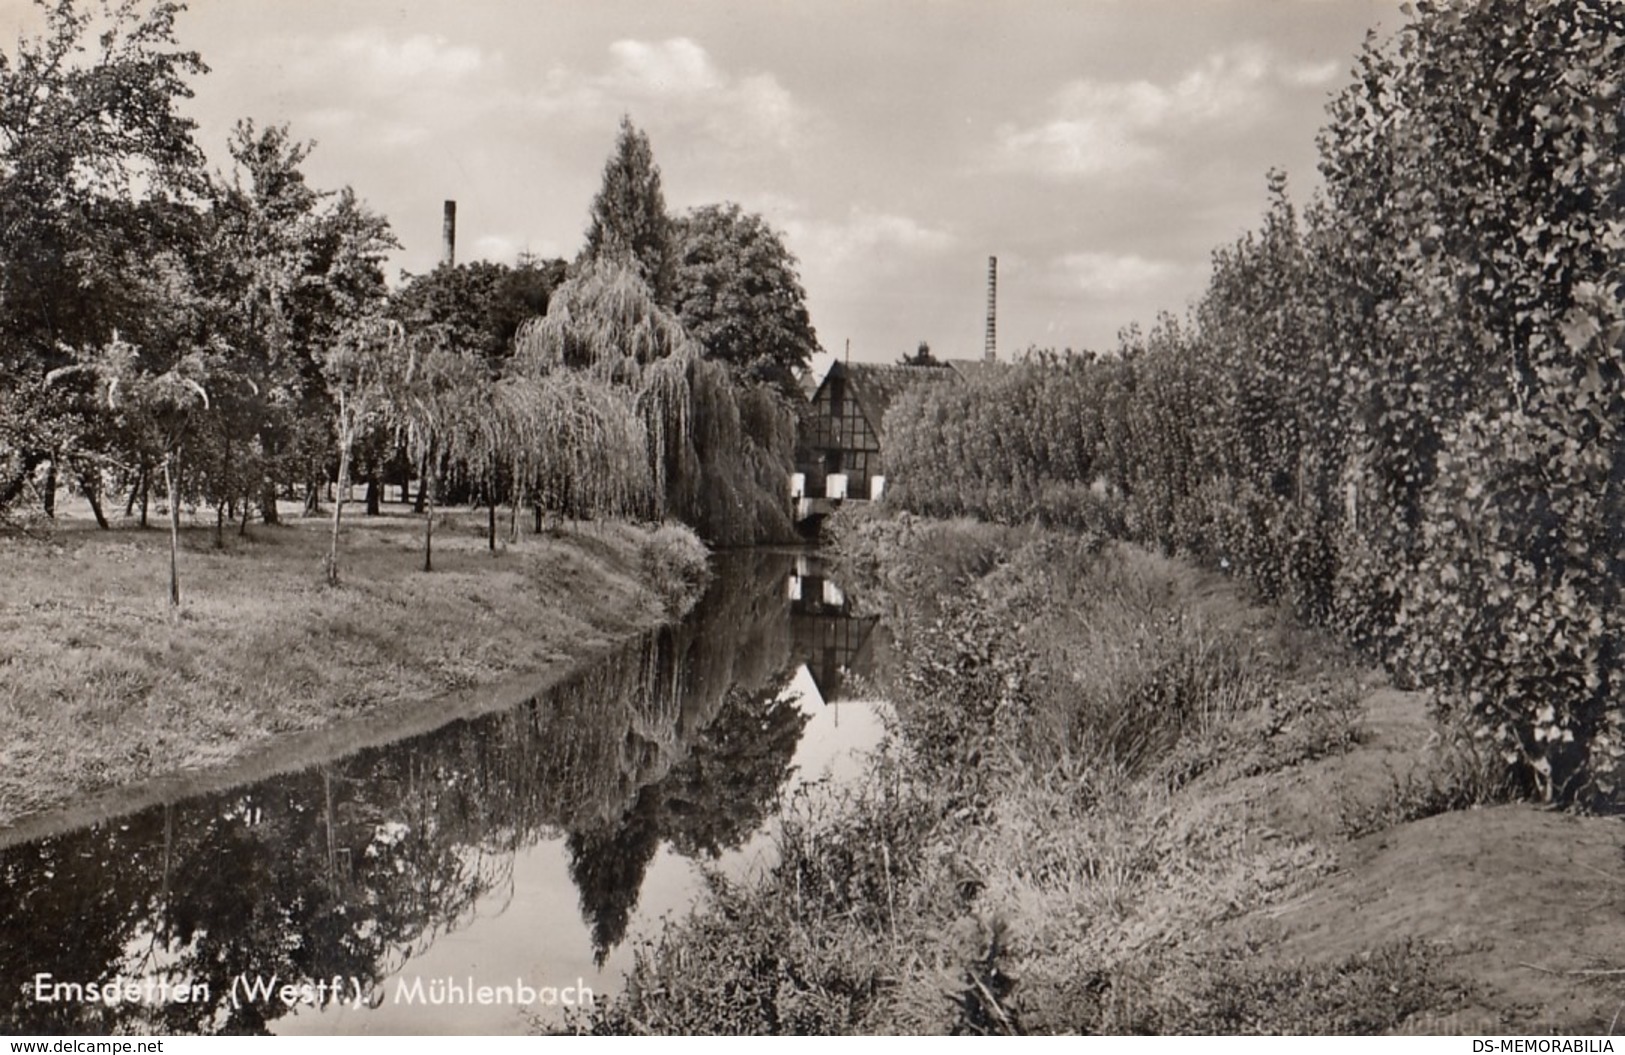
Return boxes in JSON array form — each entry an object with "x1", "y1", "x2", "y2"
[{"x1": 0, "y1": 550, "x2": 889, "y2": 1035}]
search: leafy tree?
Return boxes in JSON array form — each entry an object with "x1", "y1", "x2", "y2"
[
  {"x1": 390, "y1": 335, "x2": 484, "y2": 571},
  {"x1": 390, "y1": 256, "x2": 567, "y2": 374},
  {"x1": 47, "y1": 254, "x2": 221, "y2": 606},
  {"x1": 514, "y1": 262, "x2": 798, "y2": 544},
  {"x1": 672, "y1": 202, "x2": 821, "y2": 392},
  {"x1": 320, "y1": 316, "x2": 404, "y2": 585},
  {"x1": 1317, "y1": 0, "x2": 1625, "y2": 802},
  {"x1": 580, "y1": 116, "x2": 675, "y2": 304},
  {"x1": 203, "y1": 121, "x2": 397, "y2": 527},
  {"x1": 0, "y1": 0, "x2": 208, "y2": 519}
]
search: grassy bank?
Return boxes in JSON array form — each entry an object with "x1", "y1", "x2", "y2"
[
  {"x1": 0, "y1": 505, "x2": 708, "y2": 828},
  {"x1": 578, "y1": 511, "x2": 1625, "y2": 1035}
]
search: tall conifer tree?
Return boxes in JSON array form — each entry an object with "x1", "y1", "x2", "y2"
[{"x1": 581, "y1": 117, "x2": 675, "y2": 305}]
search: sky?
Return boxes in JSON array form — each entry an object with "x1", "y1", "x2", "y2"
[{"x1": 3, "y1": 0, "x2": 1407, "y2": 366}]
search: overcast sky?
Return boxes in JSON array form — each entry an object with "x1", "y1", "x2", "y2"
[{"x1": 5, "y1": 0, "x2": 1406, "y2": 365}]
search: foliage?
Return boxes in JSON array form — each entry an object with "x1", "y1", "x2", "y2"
[
  {"x1": 672, "y1": 202, "x2": 821, "y2": 393},
  {"x1": 513, "y1": 262, "x2": 798, "y2": 545},
  {"x1": 580, "y1": 116, "x2": 676, "y2": 305},
  {"x1": 880, "y1": 0, "x2": 1625, "y2": 805},
  {"x1": 582, "y1": 754, "x2": 945, "y2": 1036},
  {"x1": 1076, "y1": 939, "x2": 1463, "y2": 1034},
  {"x1": 639, "y1": 522, "x2": 711, "y2": 616},
  {"x1": 900, "y1": 341, "x2": 937, "y2": 366},
  {"x1": 0, "y1": 0, "x2": 207, "y2": 517},
  {"x1": 583, "y1": 522, "x2": 1388, "y2": 1036},
  {"x1": 319, "y1": 314, "x2": 404, "y2": 584},
  {"x1": 203, "y1": 120, "x2": 398, "y2": 525},
  {"x1": 389, "y1": 256, "x2": 567, "y2": 374}
]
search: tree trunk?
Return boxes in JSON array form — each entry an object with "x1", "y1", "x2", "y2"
[
  {"x1": 124, "y1": 471, "x2": 141, "y2": 517},
  {"x1": 327, "y1": 433, "x2": 351, "y2": 587},
  {"x1": 82, "y1": 475, "x2": 109, "y2": 530},
  {"x1": 41, "y1": 459, "x2": 56, "y2": 517},
  {"x1": 163, "y1": 453, "x2": 181, "y2": 607},
  {"x1": 365, "y1": 477, "x2": 380, "y2": 516},
  {"x1": 239, "y1": 501, "x2": 251, "y2": 538},
  {"x1": 487, "y1": 472, "x2": 498, "y2": 553},
  {"x1": 260, "y1": 480, "x2": 280, "y2": 525},
  {"x1": 533, "y1": 504, "x2": 543, "y2": 534},
  {"x1": 422, "y1": 458, "x2": 436, "y2": 573},
  {"x1": 0, "y1": 449, "x2": 48, "y2": 511},
  {"x1": 216, "y1": 433, "x2": 232, "y2": 549},
  {"x1": 140, "y1": 472, "x2": 150, "y2": 529},
  {"x1": 413, "y1": 453, "x2": 428, "y2": 514}
]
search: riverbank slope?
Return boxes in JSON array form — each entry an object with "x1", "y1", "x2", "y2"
[
  {"x1": 581, "y1": 513, "x2": 1625, "y2": 1035},
  {"x1": 0, "y1": 507, "x2": 707, "y2": 829}
]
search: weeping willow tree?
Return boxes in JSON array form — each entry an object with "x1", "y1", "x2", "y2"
[
  {"x1": 392, "y1": 326, "x2": 652, "y2": 564},
  {"x1": 512, "y1": 262, "x2": 796, "y2": 545},
  {"x1": 487, "y1": 375, "x2": 651, "y2": 531},
  {"x1": 392, "y1": 335, "x2": 482, "y2": 571}
]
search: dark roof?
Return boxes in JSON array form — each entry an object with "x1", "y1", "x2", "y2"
[{"x1": 830, "y1": 361, "x2": 958, "y2": 441}]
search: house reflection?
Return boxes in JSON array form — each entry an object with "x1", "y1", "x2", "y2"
[{"x1": 787, "y1": 555, "x2": 882, "y2": 704}]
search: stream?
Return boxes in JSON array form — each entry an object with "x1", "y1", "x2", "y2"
[{"x1": 0, "y1": 550, "x2": 889, "y2": 1035}]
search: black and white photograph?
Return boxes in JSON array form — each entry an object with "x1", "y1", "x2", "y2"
[{"x1": 0, "y1": 0, "x2": 1622, "y2": 1040}]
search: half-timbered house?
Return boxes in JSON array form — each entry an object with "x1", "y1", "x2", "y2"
[{"x1": 793, "y1": 360, "x2": 958, "y2": 520}]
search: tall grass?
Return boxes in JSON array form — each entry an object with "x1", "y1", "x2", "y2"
[{"x1": 575, "y1": 515, "x2": 1460, "y2": 1035}]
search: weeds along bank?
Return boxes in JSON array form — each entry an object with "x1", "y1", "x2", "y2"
[
  {"x1": 883, "y1": 0, "x2": 1625, "y2": 807},
  {"x1": 0, "y1": 512, "x2": 708, "y2": 828},
  {"x1": 578, "y1": 512, "x2": 1525, "y2": 1034}
]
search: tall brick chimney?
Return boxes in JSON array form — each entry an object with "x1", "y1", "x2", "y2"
[
  {"x1": 984, "y1": 255, "x2": 997, "y2": 362},
  {"x1": 441, "y1": 200, "x2": 457, "y2": 267}
]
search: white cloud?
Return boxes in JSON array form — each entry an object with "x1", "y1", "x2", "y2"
[
  {"x1": 527, "y1": 37, "x2": 808, "y2": 151},
  {"x1": 1054, "y1": 252, "x2": 1182, "y2": 297},
  {"x1": 997, "y1": 44, "x2": 1318, "y2": 179},
  {"x1": 472, "y1": 234, "x2": 520, "y2": 262},
  {"x1": 292, "y1": 29, "x2": 494, "y2": 97},
  {"x1": 781, "y1": 206, "x2": 956, "y2": 268},
  {"x1": 278, "y1": 29, "x2": 504, "y2": 151},
  {"x1": 1282, "y1": 59, "x2": 1343, "y2": 87},
  {"x1": 332, "y1": 30, "x2": 487, "y2": 85},
  {"x1": 605, "y1": 38, "x2": 724, "y2": 94},
  {"x1": 295, "y1": 103, "x2": 427, "y2": 151}
]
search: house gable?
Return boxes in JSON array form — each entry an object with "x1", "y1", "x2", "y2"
[{"x1": 800, "y1": 360, "x2": 958, "y2": 500}]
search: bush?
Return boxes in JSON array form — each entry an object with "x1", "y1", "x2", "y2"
[{"x1": 639, "y1": 522, "x2": 709, "y2": 616}]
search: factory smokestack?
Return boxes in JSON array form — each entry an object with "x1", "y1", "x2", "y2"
[
  {"x1": 984, "y1": 255, "x2": 997, "y2": 362},
  {"x1": 441, "y1": 200, "x2": 457, "y2": 267}
]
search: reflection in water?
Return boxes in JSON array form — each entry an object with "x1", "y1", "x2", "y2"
[
  {"x1": 0, "y1": 550, "x2": 884, "y2": 1035},
  {"x1": 788, "y1": 554, "x2": 887, "y2": 704}
]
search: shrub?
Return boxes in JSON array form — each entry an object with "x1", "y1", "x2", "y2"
[{"x1": 639, "y1": 522, "x2": 709, "y2": 616}]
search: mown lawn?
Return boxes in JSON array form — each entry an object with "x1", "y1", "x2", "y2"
[{"x1": 0, "y1": 502, "x2": 706, "y2": 828}]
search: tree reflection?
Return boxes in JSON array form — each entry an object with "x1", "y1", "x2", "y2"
[
  {"x1": 566, "y1": 671, "x2": 809, "y2": 964},
  {"x1": 0, "y1": 551, "x2": 838, "y2": 1035}
]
